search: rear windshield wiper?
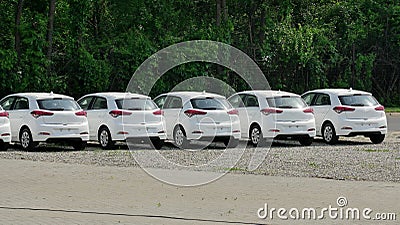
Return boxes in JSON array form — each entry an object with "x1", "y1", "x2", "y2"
[
  {"x1": 47, "y1": 108, "x2": 65, "y2": 111},
  {"x1": 127, "y1": 108, "x2": 142, "y2": 110},
  {"x1": 350, "y1": 104, "x2": 365, "y2": 106},
  {"x1": 278, "y1": 105, "x2": 294, "y2": 109}
]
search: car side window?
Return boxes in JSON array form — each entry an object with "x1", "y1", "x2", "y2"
[
  {"x1": 0, "y1": 97, "x2": 16, "y2": 110},
  {"x1": 228, "y1": 95, "x2": 244, "y2": 108},
  {"x1": 154, "y1": 96, "x2": 167, "y2": 108},
  {"x1": 14, "y1": 97, "x2": 29, "y2": 110},
  {"x1": 302, "y1": 93, "x2": 315, "y2": 106},
  {"x1": 165, "y1": 96, "x2": 182, "y2": 109},
  {"x1": 78, "y1": 97, "x2": 94, "y2": 110},
  {"x1": 314, "y1": 94, "x2": 331, "y2": 106},
  {"x1": 244, "y1": 95, "x2": 259, "y2": 107},
  {"x1": 92, "y1": 97, "x2": 108, "y2": 110}
]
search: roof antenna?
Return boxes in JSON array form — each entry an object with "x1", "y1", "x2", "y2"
[
  {"x1": 349, "y1": 87, "x2": 353, "y2": 92},
  {"x1": 50, "y1": 91, "x2": 54, "y2": 95},
  {"x1": 202, "y1": 90, "x2": 206, "y2": 94}
]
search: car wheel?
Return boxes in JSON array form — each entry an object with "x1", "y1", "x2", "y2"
[
  {"x1": 299, "y1": 137, "x2": 313, "y2": 146},
  {"x1": 150, "y1": 137, "x2": 164, "y2": 150},
  {"x1": 369, "y1": 134, "x2": 385, "y2": 144},
  {"x1": 173, "y1": 126, "x2": 188, "y2": 149},
  {"x1": 224, "y1": 137, "x2": 239, "y2": 148},
  {"x1": 98, "y1": 127, "x2": 114, "y2": 150},
  {"x1": 249, "y1": 125, "x2": 266, "y2": 147},
  {"x1": 20, "y1": 128, "x2": 37, "y2": 151},
  {"x1": 322, "y1": 123, "x2": 338, "y2": 145},
  {"x1": 0, "y1": 142, "x2": 9, "y2": 151},
  {"x1": 72, "y1": 141, "x2": 87, "y2": 150}
]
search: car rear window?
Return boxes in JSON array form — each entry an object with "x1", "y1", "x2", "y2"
[
  {"x1": 339, "y1": 94, "x2": 379, "y2": 106},
  {"x1": 190, "y1": 97, "x2": 232, "y2": 110},
  {"x1": 115, "y1": 98, "x2": 157, "y2": 110},
  {"x1": 37, "y1": 99, "x2": 80, "y2": 111},
  {"x1": 266, "y1": 96, "x2": 307, "y2": 109}
]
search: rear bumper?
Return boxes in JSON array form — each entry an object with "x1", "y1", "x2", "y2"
[
  {"x1": 111, "y1": 122, "x2": 167, "y2": 141},
  {"x1": 0, "y1": 123, "x2": 11, "y2": 143},
  {"x1": 185, "y1": 121, "x2": 241, "y2": 140},
  {"x1": 334, "y1": 117, "x2": 387, "y2": 136},
  {"x1": 32, "y1": 123, "x2": 89, "y2": 142},
  {"x1": 262, "y1": 119, "x2": 316, "y2": 138}
]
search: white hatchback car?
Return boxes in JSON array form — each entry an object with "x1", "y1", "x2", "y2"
[
  {"x1": 0, "y1": 105, "x2": 11, "y2": 151},
  {"x1": 154, "y1": 92, "x2": 241, "y2": 148},
  {"x1": 78, "y1": 92, "x2": 166, "y2": 150},
  {"x1": 0, "y1": 92, "x2": 89, "y2": 150},
  {"x1": 302, "y1": 89, "x2": 387, "y2": 144},
  {"x1": 228, "y1": 90, "x2": 316, "y2": 146}
]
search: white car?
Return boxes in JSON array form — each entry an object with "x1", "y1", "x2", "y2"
[
  {"x1": 77, "y1": 92, "x2": 166, "y2": 150},
  {"x1": 228, "y1": 90, "x2": 316, "y2": 146},
  {"x1": 301, "y1": 89, "x2": 387, "y2": 144},
  {"x1": 153, "y1": 91, "x2": 241, "y2": 148},
  {"x1": 0, "y1": 92, "x2": 89, "y2": 150},
  {"x1": 0, "y1": 106, "x2": 11, "y2": 151}
]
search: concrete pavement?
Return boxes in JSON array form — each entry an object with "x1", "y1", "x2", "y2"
[{"x1": 0, "y1": 159, "x2": 399, "y2": 224}]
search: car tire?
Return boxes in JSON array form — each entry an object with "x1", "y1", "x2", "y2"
[
  {"x1": 299, "y1": 137, "x2": 313, "y2": 146},
  {"x1": 0, "y1": 142, "x2": 9, "y2": 151},
  {"x1": 224, "y1": 137, "x2": 239, "y2": 148},
  {"x1": 72, "y1": 141, "x2": 87, "y2": 150},
  {"x1": 322, "y1": 123, "x2": 338, "y2": 145},
  {"x1": 369, "y1": 134, "x2": 385, "y2": 144},
  {"x1": 249, "y1": 125, "x2": 266, "y2": 147},
  {"x1": 150, "y1": 137, "x2": 164, "y2": 150},
  {"x1": 173, "y1": 126, "x2": 189, "y2": 149},
  {"x1": 19, "y1": 128, "x2": 37, "y2": 151},
  {"x1": 98, "y1": 127, "x2": 115, "y2": 150}
]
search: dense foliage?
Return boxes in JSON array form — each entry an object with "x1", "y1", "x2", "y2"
[{"x1": 0, "y1": 0, "x2": 399, "y2": 105}]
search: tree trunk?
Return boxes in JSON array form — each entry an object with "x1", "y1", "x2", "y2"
[
  {"x1": 15, "y1": 0, "x2": 24, "y2": 68},
  {"x1": 216, "y1": 0, "x2": 222, "y2": 26},
  {"x1": 46, "y1": 0, "x2": 56, "y2": 76}
]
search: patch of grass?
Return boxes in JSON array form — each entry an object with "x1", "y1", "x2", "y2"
[
  {"x1": 363, "y1": 149, "x2": 390, "y2": 153},
  {"x1": 395, "y1": 157, "x2": 400, "y2": 160},
  {"x1": 386, "y1": 107, "x2": 400, "y2": 113},
  {"x1": 308, "y1": 162, "x2": 318, "y2": 168},
  {"x1": 225, "y1": 167, "x2": 247, "y2": 172}
]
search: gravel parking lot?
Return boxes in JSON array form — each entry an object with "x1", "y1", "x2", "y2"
[{"x1": 1, "y1": 131, "x2": 399, "y2": 183}]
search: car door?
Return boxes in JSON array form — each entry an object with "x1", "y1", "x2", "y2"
[
  {"x1": 11, "y1": 97, "x2": 30, "y2": 141},
  {"x1": 78, "y1": 96, "x2": 95, "y2": 140},
  {"x1": 228, "y1": 94, "x2": 247, "y2": 138},
  {"x1": 0, "y1": 97, "x2": 17, "y2": 141},
  {"x1": 163, "y1": 96, "x2": 183, "y2": 139},
  {"x1": 310, "y1": 93, "x2": 331, "y2": 135},
  {"x1": 88, "y1": 97, "x2": 108, "y2": 140}
]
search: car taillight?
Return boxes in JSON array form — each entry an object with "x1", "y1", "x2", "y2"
[
  {"x1": 333, "y1": 106, "x2": 355, "y2": 114},
  {"x1": 260, "y1": 108, "x2": 283, "y2": 116},
  {"x1": 184, "y1": 109, "x2": 207, "y2": 118},
  {"x1": 75, "y1": 111, "x2": 87, "y2": 117},
  {"x1": 153, "y1": 109, "x2": 164, "y2": 115},
  {"x1": 227, "y1": 109, "x2": 239, "y2": 115},
  {"x1": 109, "y1": 110, "x2": 132, "y2": 118},
  {"x1": 0, "y1": 111, "x2": 9, "y2": 118},
  {"x1": 303, "y1": 108, "x2": 314, "y2": 114},
  {"x1": 375, "y1": 105, "x2": 385, "y2": 111},
  {"x1": 31, "y1": 110, "x2": 54, "y2": 118}
]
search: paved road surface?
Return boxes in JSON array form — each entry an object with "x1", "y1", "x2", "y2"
[
  {"x1": 387, "y1": 113, "x2": 400, "y2": 131},
  {"x1": 0, "y1": 159, "x2": 398, "y2": 224}
]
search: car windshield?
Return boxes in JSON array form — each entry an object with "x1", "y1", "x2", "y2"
[
  {"x1": 339, "y1": 94, "x2": 379, "y2": 106},
  {"x1": 190, "y1": 97, "x2": 232, "y2": 110},
  {"x1": 266, "y1": 96, "x2": 307, "y2": 109},
  {"x1": 37, "y1": 98, "x2": 80, "y2": 111},
  {"x1": 115, "y1": 98, "x2": 157, "y2": 110}
]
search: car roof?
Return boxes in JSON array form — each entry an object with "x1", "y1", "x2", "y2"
[
  {"x1": 156, "y1": 91, "x2": 226, "y2": 99},
  {"x1": 304, "y1": 88, "x2": 371, "y2": 96},
  {"x1": 234, "y1": 90, "x2": 300, "y2": 98},
  {"x1": 81, "y1": 92, "x2": 151, "y2": 99},
  {"x1": 5, "y1": 92, "x2": 74, "y2": 100}
]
